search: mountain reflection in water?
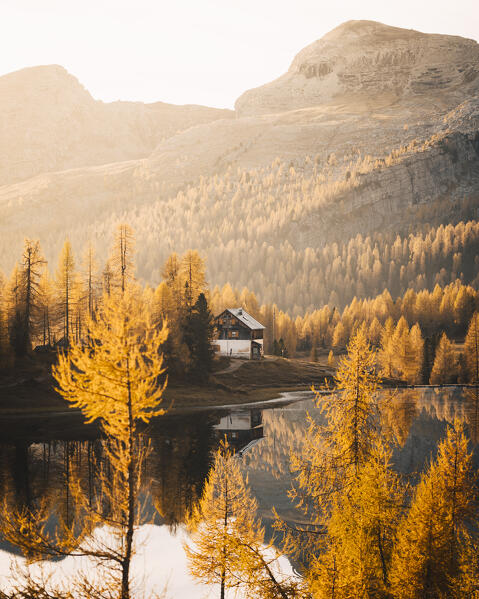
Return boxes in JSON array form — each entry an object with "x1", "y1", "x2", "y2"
[{"x1": 0, "y1": 387, "x2": 478, "y2": 553}]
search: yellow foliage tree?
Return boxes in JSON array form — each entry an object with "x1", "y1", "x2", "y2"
[
  {"x1": 180, "y1": 249, "x2": 207, "y2": 309},
  {"x1": 279, "y1": 328, "x2": 381, "y2": 571},
  {"x1": 465, "y1": 312, "x2": 479, "y2": 384},
  {"x1": 409, "y1": 323, "x2": 425, "y2": 384},
  {"x1": 377, "y1": 317, "x2": 395, "y2": 378},
  {"x1": 1, "y1": 285, "x2": 169, "y2": 599},
  {"x1": 309, "y1": 439, "x2": 403, "y2": 598},
  {"x1": 430, "y1": 332, "x2": 457, "y2": 384},
  {"x1": 53, "y1": 285, "x2": 168, "y2": 440},
  {"x1": 327, "y1": 349, "x2": 334, "y2": 367},
  {"x1": 110, "y1": 224, "x2": 135, "y2": 294},
  {"x1": 55, "y1": 240, "x2": 75, "y2": 343},
  {"x1": 185, "y1": 441, "x2": 297, "y2": 599},
  {"x1": 390, "y1": 420, "x2": 477, "y2": 598},
  {"x1": 332, "y1": 321, "x2": 346, "y2": 348}
]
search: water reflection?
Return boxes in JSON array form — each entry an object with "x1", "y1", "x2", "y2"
[{"x1": 0, "y1": 387, "x2": 477, "y2": 556}]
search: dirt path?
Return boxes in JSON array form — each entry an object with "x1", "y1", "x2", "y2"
[
  {"x1": 214, "y1": 359, "x2": 246, "y2": 375},
  {"x1": 214, "y1": 355, "x2": 280, "y2": 376}
]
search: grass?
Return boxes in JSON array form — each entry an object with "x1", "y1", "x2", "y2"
[
  {"x1": 164, "y1": 357, "x2": 332, "y2": 409},
  {"x1": 0, "y1": 354, "x2": 331, "y2": 415}
]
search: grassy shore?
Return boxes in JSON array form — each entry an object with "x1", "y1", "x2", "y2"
[
  {"x1": 0, "y1": 355, "x2": 332, "y2": 414},
  {"x1": 165, "y1": 357, "x2": 332, "y2": 408}
]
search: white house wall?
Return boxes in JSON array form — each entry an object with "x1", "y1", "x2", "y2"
[{"x1": 216, "y1": 339, "x2": 252, "y2": 358}]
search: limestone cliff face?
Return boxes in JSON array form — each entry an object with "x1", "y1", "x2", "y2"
[
  {"x1": 0, "y1": 65, "x2": 233, "y2": 186},
  {"x1": 297, "y1": 129, "x2": 479, "y2": 249},
  {"x1": 235, "y1": 20, "x2": 479, "y2": 116}
]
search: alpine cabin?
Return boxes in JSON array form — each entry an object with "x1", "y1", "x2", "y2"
[{"x1": 214, "y1": 308, "x2": 265, "y2": 359}]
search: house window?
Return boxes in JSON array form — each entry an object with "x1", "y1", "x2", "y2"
[{"x1": 231, "y1": 330, "x2": 239, "y2": 338}]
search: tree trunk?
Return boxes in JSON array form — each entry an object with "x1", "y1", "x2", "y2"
[{"x1": 121, "y1": 357, "x2": 135, "y2": 599}]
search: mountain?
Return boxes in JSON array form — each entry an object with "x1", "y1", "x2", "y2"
[
  {"x1": 0, "y1": 21, "x2": 478, "y2": 313},
  {"x1": 0, "y1": 64, "x2": 233, "y2": 186},
  {"x1": 236, "y1": 20, "x2": 479, "y2": 116}
]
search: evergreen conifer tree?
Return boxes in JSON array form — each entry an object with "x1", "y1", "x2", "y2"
[{"x1": 183, "y1": 292, "x2": 215, "y2": 382}]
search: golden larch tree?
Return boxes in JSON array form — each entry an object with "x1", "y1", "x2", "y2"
[
  {"x1": 2, "y1": 284, "x2": 169, "y2": 599},
  {"x1": 309, "y1": 439, "x2": 403, "y2": 598},
  {"x1": 53, "y1": 285, "x2": 168, "y2": 598},
  {"x1": 377, "y1": 317, "x2": 395, "y2": 378},
  {"x1": 185, "y1": 441, "x2": 297, "y2": 599},
  {"x1": 110, "y1": 224, "x2": 135, "y2": 294},
  {"x1": 390, "y1": 420, "x2": 477, "y2": 599},
  {"x1": 279, "y1": 327, "x2": 380, "y2": 572},
  {"x1": 465, "y1": 312, "x2": 479, "y2": 384},
  {"x1": 55, "y1": 240, "x2": 75, "y2": 344},
  {"x1": 430, "y1": 332, "x2": 457, "y2": 384}
]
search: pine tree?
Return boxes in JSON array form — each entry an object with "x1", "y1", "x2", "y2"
[
  {"x1": 185, "y1": 440, "x2": 296, "y2": 599},
  {"x1": 430, "y1": 332, "x2": 457, "y2": 384},
  {"x1": 183, "y1": 292, "x2": 215, "y2": 382},
  {"x1": 55, "y1": 240, "x2": 75, "y2": 344},
  {"x1": 309, "y1": 439, "x2": 403, "y2": 598},
  {"x1": 465, "y1": 312, "x2": 479, "y2": 384},
  {"x1": 110, "y1": 224, "x2": 135, "y2": 294},
  {"x1": 390, "y1": 420, "x2": 477, "y2": 598}
]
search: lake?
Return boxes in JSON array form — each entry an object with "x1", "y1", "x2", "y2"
[{"x1": 0, "y1": 386, "x2": 477, "y2": 597}]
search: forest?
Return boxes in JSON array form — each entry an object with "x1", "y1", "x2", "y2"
[
  {"x1": 0, "y1": 225, "x2": 215, "y2": 383},
  {"x1": 2, "y1": 219, "x2": 479, "y2": 388},
  {"x1": 2, "y1": 147, "x2": 478, "y2": 317}
]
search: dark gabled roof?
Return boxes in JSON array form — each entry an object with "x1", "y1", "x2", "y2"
[{"x1": 217, "y1": 307, "x2": 265, "y2": 330}]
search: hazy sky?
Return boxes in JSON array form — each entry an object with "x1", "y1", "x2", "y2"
[{"x1": 1, "y1": 0, "x2": 478, "y2": 108}]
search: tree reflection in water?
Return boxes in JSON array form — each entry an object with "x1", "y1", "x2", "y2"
[{"x1": 0, "y1": 388, "x2": 478, "y2": 593}]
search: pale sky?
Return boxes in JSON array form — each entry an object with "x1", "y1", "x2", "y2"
[{"x1": 1, "y1": 0, "x2": 478, "y2": 108}]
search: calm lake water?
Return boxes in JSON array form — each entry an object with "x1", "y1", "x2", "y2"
[{"x1": 0, "y1": 387, "x2": 477, "y2": 597}]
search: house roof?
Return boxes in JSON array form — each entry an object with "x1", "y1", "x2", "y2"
[{"x1": 221, "y1": 308, "x2": 265, "y2": 330}]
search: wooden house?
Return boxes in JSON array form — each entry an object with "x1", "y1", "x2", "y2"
[{"x1": 213, "y1": 307, "x2": 265, "y2": 359}]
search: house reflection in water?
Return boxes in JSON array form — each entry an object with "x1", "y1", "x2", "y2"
[{"x1": 214, "y1": 409, "x2": 264, "y2": 456}]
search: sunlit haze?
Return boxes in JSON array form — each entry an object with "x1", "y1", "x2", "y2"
[{"x1": 1, "y1": 0, "x2": 478, "y2": 107}]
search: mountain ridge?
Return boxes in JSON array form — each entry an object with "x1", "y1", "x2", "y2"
[{"x1": 0, "y1": 63, "x2": 233, "y2": 187}]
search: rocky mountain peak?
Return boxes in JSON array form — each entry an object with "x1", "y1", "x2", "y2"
[
  {"x1": 0, "y1": 64, "x2": 92, "y2": 105},
  {"x1": 235, "y1": 20, "x2": 479, "y2": 116}
]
